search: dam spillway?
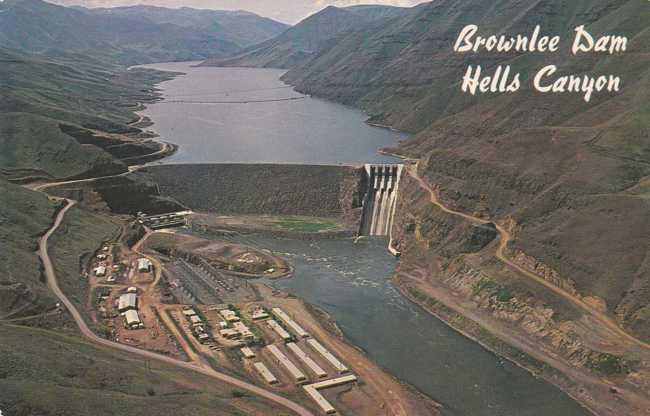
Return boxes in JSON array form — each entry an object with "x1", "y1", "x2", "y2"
[{"x1": 359, "y1": 164, "x2": 403, "y2": 237}]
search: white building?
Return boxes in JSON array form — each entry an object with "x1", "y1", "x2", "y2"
[
  {"x1": 240, "y1": 347, "x2": 256, "y2": 359},
  {"x1": 267, "y1": 320, "x2": 291, "y2": 342},
  {"x1": 220, "y1": 328, "x2": 240, "y2": 339},
  {"x1": 272, "y1": 308, "x2": 309, "y2": 338},
  {"x1": 287, "y1": 342, "x2": 327, "y2": 378},
  {"x1": 253, "y1": 362, "x2": 278, "y2": 385},
  {"x1": 93, "y1": 265, "x2": 106, "y2": 277},
  {"x1": 137, "y1": 258, "x2": 153, "y2": 273},
  {"x1": 219, "y1": 309, "x2": 240, "y2": 322},
  {"x1": 233, "y1": 321, "x2": 254, "y2": 341},
  {"x1": 307, "y1": 339, "x2": 348, "y2": 374},
  {"x1": 251, "y1": 308, "x2": 269, "y2": 320},
  {"x1": 124, "y1": 310, "x2": 143, "y2": 329},
  {"x1": 182, "y1": 308, "x2": 197, "y2": 317},
  {"x1": 117, "y1": 293, "x2": 138, "y2": 313},
  {"x1": 266, "y1": 344, "x2": 306, "y2": 383}
]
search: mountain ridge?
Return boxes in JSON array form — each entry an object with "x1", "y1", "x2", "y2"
[
  {"x1": 0, "y1": 0, "x2": 288, "y2": 65},
  {"x1": 200, "y1": 4, "x2": 416, "y2": 69}
]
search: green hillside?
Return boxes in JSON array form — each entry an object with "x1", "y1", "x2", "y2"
[
  {"x1": 0, "y1": 181, "x2": 58, "y2": 319},
  {"x1": 0, "y1": 324, "x2": 282, "y2": 416},
  {"x1": 0, "y1": 47, "x2": 177, "y2": 180}
]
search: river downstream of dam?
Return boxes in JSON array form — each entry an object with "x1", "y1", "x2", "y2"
[
  {"x1": 199, "y1": 233, "x2": 589, "y2": 416},
  {"x1": 142, "y1": 62, "x2": 590, "y2": 416}
]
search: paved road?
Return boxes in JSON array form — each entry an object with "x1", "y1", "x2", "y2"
[{"x1": 39, "y1": 199, "x2": 315, "y2": 416}]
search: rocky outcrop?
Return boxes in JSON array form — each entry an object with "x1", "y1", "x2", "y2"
[{"x1": 511, "y1": 251, "x2": 578, "y2": 295}]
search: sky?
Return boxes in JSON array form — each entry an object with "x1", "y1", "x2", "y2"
[{"x1": 47, "y1": 0, "x2": 428, "y2": 24}]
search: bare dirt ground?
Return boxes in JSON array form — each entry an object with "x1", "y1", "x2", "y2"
[
  {"x1": 82, "y1": 226, "x2": 437, "y2": 415},
  {"x1": 144, "y1": 232, "x2": 291, "y2": 279}
]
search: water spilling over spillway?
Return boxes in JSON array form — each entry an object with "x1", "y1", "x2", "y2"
[{"x1": 359, "y1": 164, "x2": 403, "y2": 236}]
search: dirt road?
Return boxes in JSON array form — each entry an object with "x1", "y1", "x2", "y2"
[
  {"x1": 39, "y1": 199, "x2": 315, "y2": 416},
  {"x1": 406, "y1": 163, "x2": 650, "y2": 351},
  {"x1": 31, "y1": 167, "x2": 137, "y2": 191}
]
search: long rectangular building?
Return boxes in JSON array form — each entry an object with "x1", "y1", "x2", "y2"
[
  {"x1": 253, "y1": 362, "x2": 278, "y2": 385},
  {"x1": 266, "y1": 344, "x2": 306, "y2": 383},
  {"x1": 303, "y1": 375, "x2": 358, "y2": 415},
  {"x1": 304, "y1": 386, "x2": 335, "y2": 415},
  {"x1": 287, "y1": 342, "x2": 327, "y2": 378},
  {"x1": 310, "y1": 374, "x2": 357, "y2": 389},
  {"x1": 272, "y1": 307, "x2": 309, "y2": 338},
  {"x1": 307, "y1": 339, "x2": 348, "y2": 374},
  {"x1": 267, "y1": 319, "x2": 292, "y2": 341}
]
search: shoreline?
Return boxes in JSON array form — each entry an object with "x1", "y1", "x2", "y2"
[
  {"x1": 256, "y1": 283, "x2": 442, "y2": 415},
  {"x1": 377, "y1": 149, "x2": 632, "y2": 416},
  {"x1": 392, "y1": 275, "x2": 602, "y2": 416},
  {"x1": 56, "y1": 68, "x2": 444, "y2": 414},
  {"x1": 117, "y1": 67, "x2": 601, "y2": 415}
]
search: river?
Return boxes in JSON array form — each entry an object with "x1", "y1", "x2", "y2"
[{"x1": 142, "y1": 62, "x2": 591, "y2": 416}]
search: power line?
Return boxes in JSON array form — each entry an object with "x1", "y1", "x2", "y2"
[
  {"x1": 165, "y1": 85, "x2": 295, "y2": 99},
  {"x1": 156, "y1": 96, "x2": 307, "y2": 105}
]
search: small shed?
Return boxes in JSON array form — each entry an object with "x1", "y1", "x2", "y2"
[
  {"x1": 137, "y1": 258, "x2": 153, "y2": 273},
  {"x1": 93, "y1": 266, "x2": 106, "y2": 277}
]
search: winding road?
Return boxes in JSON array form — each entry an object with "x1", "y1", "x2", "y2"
[
  {"x1": 39, "y1": 198, "x2": 314, "y2": 416},
  {"x1": 406, "y1": 162, "x2": 650, "y2": 351}
]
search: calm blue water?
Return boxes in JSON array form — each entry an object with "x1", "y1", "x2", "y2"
[{"x1": 137, "y1": 62, "x2": 406, "y2": 165}]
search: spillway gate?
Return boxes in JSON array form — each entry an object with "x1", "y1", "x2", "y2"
[{"x1": 359, "y1": 164, "x2": 403, "y2": 237}]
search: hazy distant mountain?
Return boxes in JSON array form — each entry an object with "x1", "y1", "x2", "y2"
[
  {"x1": 0, "y1": 0, "x2": 287, "y2": 65},
  {"x1": 201, "y1": 5, "x2": 413, "y2": 69},
  {"x1": 84, "y1": 5, "x2": 289, "y2": 49}
]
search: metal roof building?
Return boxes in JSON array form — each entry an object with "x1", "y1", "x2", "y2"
[
  {"x1": 240, "y1": 347, "x2": 256, "y2": 359},
  {"x1": 253, "y1": 362, "x2": 278, "y2": 385},
  {"x1": 307, "y1": 339, "x2": 348, "y2": 374},
  {"x1": 124, "y1": 310, "x2": 142, "y2": 329},
  {"x1": 303, "y1": 375, "x2": 358, "y2": 414},
  {"x1": 220, "y1": 309, "x2": 240, "y2": 322},
  {"x1": 117, "y1": 293, "x2": 138, "y2": 313},
  {"x1": 272, "y1": 308, "x2": 309, "y2": 338},
  {"x1": 137, "y1": 258, "x2": 153, "y2": 272},
  {"x1": 267, "y1": 319, "x2": 292, "y2": 341},
  {"x1": 287, "y1": 342, "x2": 327, "y2": 378},
  {"x1": 266, "y1": 344, "x2": 306, "y2": 383}
]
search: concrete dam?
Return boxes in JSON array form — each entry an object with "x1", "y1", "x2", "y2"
[{"x1": 359, "y1": 164, "x2": 403, "y2": 237}]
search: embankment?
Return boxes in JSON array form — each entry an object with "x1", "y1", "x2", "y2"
[{"x1": 137, "y1": 164, "x2": 366, "y2": 223}]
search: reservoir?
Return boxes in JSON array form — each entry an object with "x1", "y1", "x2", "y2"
[
  {"x1": 137, "y1": 62, "x2": 405, "y2": 165},
  {"x1": 144, "y1": 62, "x2": 591, "y2": 416}
]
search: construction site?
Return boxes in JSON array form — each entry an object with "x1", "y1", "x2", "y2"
[{"x1": 82, "y1": 224, "x2": 429, "y2": 415}]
